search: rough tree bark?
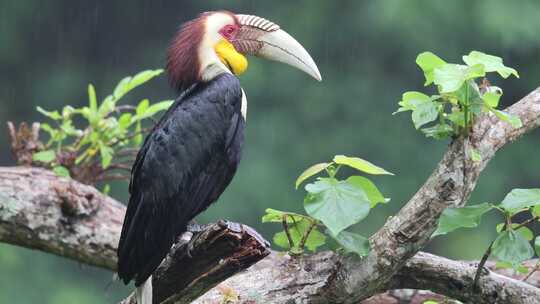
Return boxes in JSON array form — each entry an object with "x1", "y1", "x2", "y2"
[{"x1": 1, "y1": 87, "x2": 540, "y2": 303}]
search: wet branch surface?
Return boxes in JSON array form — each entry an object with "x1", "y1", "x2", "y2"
[{"x1": 1, "y1": 87, "x2": 540, "y2": 303}]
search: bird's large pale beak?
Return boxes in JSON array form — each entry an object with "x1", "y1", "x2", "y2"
[{"x1": 233, "y1": 14, "x2": 322, "y2": 81}]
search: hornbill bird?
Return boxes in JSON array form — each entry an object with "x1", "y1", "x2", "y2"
[{"x1": 117, "y1": 11, "x2": 321, "y2": 302}]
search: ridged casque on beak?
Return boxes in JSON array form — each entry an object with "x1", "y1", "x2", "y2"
[{"x1": 232, "y1": 14, "x2": 322, "y2": 81}]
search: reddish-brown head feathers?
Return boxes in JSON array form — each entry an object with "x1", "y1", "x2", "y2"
[
  {"x1": 166, "y1": 11, "x2": 240, "y2": 91},
  {"x1": 166, "y1": 14, "x2": 206, "y2": 91}
]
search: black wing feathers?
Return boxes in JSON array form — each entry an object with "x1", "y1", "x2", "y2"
[{"x1": 117, "y1": 74, "x2": 244, "y2": 285}]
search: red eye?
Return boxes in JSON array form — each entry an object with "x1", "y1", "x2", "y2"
[{"x1": 219, "y1": 25, "x2": 237, "y2": 39}]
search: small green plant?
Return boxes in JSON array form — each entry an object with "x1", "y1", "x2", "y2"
[
  {"x1": 396, "y1": 51, "x2": 521, "y2": 139},
  {"x1": 30, "y1": 69, "x2": 173, "y2": 187},
  {"x1": 434, "y1": 188, "x2": 540, "y2": 282},
  {"x1": 262, "y1": 155, "x2": 393, "y2": 256}
]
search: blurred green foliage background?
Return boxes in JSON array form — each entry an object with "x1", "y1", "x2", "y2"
[{"x1": 1, "y1": 1, "x2": 539, "y2": 303}]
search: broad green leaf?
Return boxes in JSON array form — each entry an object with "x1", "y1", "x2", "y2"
[
  {"x1": 433, "y1": 64, "x2": 485, "y2": 93},
  {"x1": 273, "y1": 219, "x2": 326, "y2": 252},
  {"x1": 497, "y1": 224, "x2": 536, "y2": 241},
  {"x1": 395, "y1": 91, "x2": 431, "y2": 113},
  {"x1": 499, "y1": 188, "x2": 540, "y2": 213},
  {"x1": 433, "y1": 203, "x2": 493, "y2": 236},
  {"x1": 491, "y1": 109, "x2": 523, "y2": 128},
  {"x1": 32, "y1": 150, "x2": 56, "y2": 163},
  {"x1": 53, "y1": 166, "x2": 71, "y2": 178},
  {"x1": 304, "y1": 178, "x2": 371, "y2": 235},
  {"x1": 517, "y1": 227, "x2": 534, "y2": 241},
  {"x1": 416, "y1": 52, "x2": 447, "y2": 85},
  {"x1": 99, "y1": 145, "x2": 114, "y2": 169},
  {"x1": 295, "y1": 162, "x2": 330, "y2": 189},
  {"x1": 261, "y1": 208, "x2": 307, "y2": 224},
  {"x1": 454, "y1": 80, "x2": 482, "y2": 107},
  {"x1": 421, "y1": 124, "x2": 454, "y2": 140},
  {"x1": 36, "y1": 106, "x2": 62, "y2": 120},
  {"x1": 492, "y1": 230, "x2": 534, "y2": 266},
  {"x1": 535, "y1": 236, "x2": 540, "y2": 256},
  {"x1": 333, "y1": 155, "x2": 394, "y2": 175},
  {"x1": 471, "y1": 148, "x2": 481, "y2": 162},
  {"x1": 423, "y1": 301, "x2": 439, "y2": 304},
  {"x1": 462, "y1": 51, "x2": 519, "y2": 79},
  {"x1": 483, "y1": 92, "x2": 501, "y2": 108},
  {"x1": 346, "y1": 176, "x2": 389, "y2": 208},
  {"x1": 516, "y1": 264, "x2": 530, "y2": 274},
  {"x1": 412, "y1": 101, "x2": 438, "y2": 129},
  {"x1": 330, "y1": 230, "x2": 370, "y2": 257}
]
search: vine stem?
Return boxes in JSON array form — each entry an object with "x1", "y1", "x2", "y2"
[
  {"x1": 473, "y1": 241, "x2": 493, "y2": 291},
  {"x1": 298, "y1": 220, "x2": 317, "y2": 251},
  {"x1": 282, "y1": 215, "x2": 294, "y2": 249}
]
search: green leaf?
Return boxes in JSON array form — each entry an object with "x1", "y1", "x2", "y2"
[
  {"x1": 433, "y1": 203, "x2": 493, "y2": 236},
  {"x1": 261, "y1": 208, "x2": 307, "y2": 223},
  {"x1": 304, "y1": 178, "x2": 371, "y2": 235},
  {"x1": 499, "y1": 188, "x2": 540, "y2": 213},
  {"x1": 532, "y1": 205, "x2": 540, "y2": 218},
  {"x1": 88, "y1": 84, "x2": 98, "y2": 112},
  {"x1": 134, "y1": 100, "x2": 173, "y2": 121},
  {"x1": 273, "y1": 219, "x2": 326, "y2": 252},
  {"x1": 492, "y1": 230, "x2": 534, "y2": 266},
  {"x1": 136, "y1": 99, "x2": 150, "y2": 116},
  {"x1": 113, "y1": 69, "x2": 163, "y2": 100},
  {"x1": 471, "y1": 148, "x2": 481, "y2": 162},
  {"x1": 491, "y1": 109, "x2": 523, "y2": 128},
  {"x1": 412, "y1": 101, "x2": 438, "y2": 129},
  {"x1": 330, "y1": 230, "x2": 370, "y2": 257},
  {"x1": 118, "y1": 113, "x2": 133, "y2": 129},
  {"x1": 32, "y1": 150, "x2": 56, "y2": 163},
  {"x1": 333, "y1": 155, "x2": 394, "y2": 175},
  {"x1": 498, "y1": 224, "x2": 536, "y2": 241},
  {"x1": 133, "y1": 121, "x2": 143, "y2": 145},
  {"x1": 99, "y1": 145, "x2": 114, "y2": 169},
  {"x1": 98, "y1": 96, "x2": 116, "y2": 117},
  {"x1": 517, "y1": 227, "x2": 534, "y2": 241},
  {"x1": 423, "y1": 301, "x2": 439, "y2": 304},
  {"x1": 36, "y1": 106, "x2": 62, "y2": 120},
  {"x1": 395, "y1": 91, "x2": 431, "y2": 113},
  {"x1": 416, "y1": 52, "x2": 447, "y2": 85},
  {"x1": 421, "y1": 123, "x2": 454, "y2": 139},
  {"x1": 462, "y1": 51, "x2": 519, "y2": 79},
  {"x1": 483, "y1": 92, "x2": 502, "y2": 108},
  {"x1": 295, "y1": 163, "x2": 331, "y2": 189},
  {"x1": 346, "y1": 176, "x2": 389, "y2": 208},
  {"x1": 535, "y1": 236, "x2": 540, "y2": 257},
  {"x1": 433, "y1": 64, "x2": 485, "y2": 93},
  {"x1": 102, "y1": 184, "x2": 111, "y2": 195},
  {"x1": 53, "y1": 166, "x2": 71, "y2": 178},
  {"x1": 516, "y1": 264, "x2": 529, "y2": 274},
  {"x1": 495, "y1": 261, "x2": 512, "y2": 270}
]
